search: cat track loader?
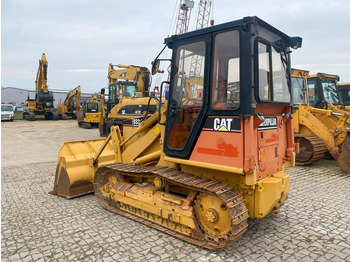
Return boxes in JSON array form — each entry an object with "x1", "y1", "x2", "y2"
[
  {"x1": 50, "y1": 16, "x2": 302, "y2": 249},
  {"x1": 291, "y1": 69, "x2": 350, "y2": 173}
]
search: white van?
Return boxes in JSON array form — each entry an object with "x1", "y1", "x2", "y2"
[{"x1": 1, "y1": 104, "x2": 14, "y2": 121}]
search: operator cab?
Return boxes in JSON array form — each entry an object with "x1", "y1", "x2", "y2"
[
  {"x1": 107, "y1": 81, "x2": 137, "y2": 113},
  {"x1": 337, "y1": 83, "x2": 350, "y2": 106},
  {"x1": 308, "y1": 73, "x2": 341, "y2": 108},
  {"x1": 85, "y1": 102, "x2": 99, "y2": 113},
  {"x1": 159, "y1": 16, "x2": 301, "y2": 160}
]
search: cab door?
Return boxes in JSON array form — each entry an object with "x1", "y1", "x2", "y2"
[{"x1": 164, "y1": 37, "x2": 210, "y2": 158}]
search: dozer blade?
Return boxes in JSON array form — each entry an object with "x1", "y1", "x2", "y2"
[
  {"x1": 49, "y1": 139, "x2": 116, "y2": 198},
  {"x1": 338, "y1": 134, "x2": 350, "y2": 174}
]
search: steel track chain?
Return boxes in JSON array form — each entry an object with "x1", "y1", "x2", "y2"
[
  {"x1": 94, "y1": 162, "x2": 249, "y2": 249},
  {"x1": 295, "y1": 134, "x2": 327, "y2": 165}
]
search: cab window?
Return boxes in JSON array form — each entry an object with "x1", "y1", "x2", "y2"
[
  {"x1": 122, "y1": 84, "x2": 137, "y2": 96},
  {"x1": 211, "y1": 30, "x2": 240, "y2": 110},
  {"x1": 258, "y1": 42, "x2": 290, "y2": 103},
  {"x1": 291, "y1": 77, "x2": 307, "y2": 105}
]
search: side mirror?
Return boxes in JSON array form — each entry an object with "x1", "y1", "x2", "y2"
[{"x1": 151, "y1": 59, "x2": 160, "y2": 75}]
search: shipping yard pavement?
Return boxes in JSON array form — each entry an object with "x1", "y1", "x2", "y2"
[{"x1": 1, "y1": 120, "x2": 350, "y2": 262}]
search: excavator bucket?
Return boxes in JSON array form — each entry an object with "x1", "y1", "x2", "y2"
[
  {"x1": 338, "y1": 132, "x2": 350, "y2": 174},
  {"x1": 49, "y1": 139, "x2": 116, "y2": 198}
]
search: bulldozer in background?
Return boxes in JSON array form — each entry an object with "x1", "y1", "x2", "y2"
[
  {"x1": 23, "y1": 53, "x2": 58, "y2": 121},
  {"x1": 77, "y1": 92, "x2": 104, "y2": 129},
  {"x1": 50, "y1": 16, "x2": 302, "y2": 249},
  {"x1": 291, "y1": 69, "x2": 350, "y2": 173},
  {"x1": 99, "y1": 64, "x2": 158, "y2": 137},
  {"x1": 57, "y1": 85, "x2": 81, "y2": 120}
]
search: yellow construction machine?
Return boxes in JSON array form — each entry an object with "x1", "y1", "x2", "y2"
[
  {"x1": 99, "y1": 64, "x2": 157, "y2": 136},
  {"x1": 307, "y1": 72, "x2": 350, "y2": 115},
  {"x1": 57, "y1": 86, "x2": 81, "y2": 119},
  {"x1": 77, "y1": 92, "x2": 103, "y2": 129},
  {"x1": 337, "y1": 82, "x2": 350, "y2": 110},
  {"x1": 23, "y1": 53, "x2": 58, "y2": 121},
  {"x1": 50, "y1": 16, "x2": 302, "y2": 249},
  {"x1": 291, "y1": 69, "x2": 350, "y2": 173}
]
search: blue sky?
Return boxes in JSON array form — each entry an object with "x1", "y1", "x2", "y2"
[{"x1": 2, "y1": 0, "x2": 350, "y2": 93}]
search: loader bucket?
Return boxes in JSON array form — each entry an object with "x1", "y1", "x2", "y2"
[
  {"x1": 49, "y1": 139, "x2": 116, "y2": 198},
  {"x1": 338, "y1": 134, "x2": 350, "y2": 174}
]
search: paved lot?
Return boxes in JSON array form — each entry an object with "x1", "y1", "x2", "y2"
[
  {"x1": 1, "y1": 120, "x2": 101, "y2": 167},
  {"x1": 2, "y1": 121, "x2": 350, "y2": 261}
]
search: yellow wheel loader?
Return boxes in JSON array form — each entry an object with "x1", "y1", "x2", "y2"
[
  {"x1": 99, "y1": 64, "x2": 157, "y2": 137},
  {"x1": 57, "y1": 85, "x2": 81, "y2": 120},
  {"x1": 23, "y1": 53, "x2": 58, "y2": 121},
  {"x1": 291, "y1": 69, "x2": 350, "y2": 173},
  {"x1": 50, "y1": 16, "x2": 302, "y2": 249}
]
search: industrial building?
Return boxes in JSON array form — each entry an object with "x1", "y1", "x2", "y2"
[{"x1": 1, "y1": 86, "x2": 93, "y2": 108}]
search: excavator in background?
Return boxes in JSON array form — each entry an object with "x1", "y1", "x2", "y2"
[
  {"x1": 23, "y1": 53, "x2": 58, "y2": 121},
  {"x1": 99, "y1": 64, "x2": 157, "y2": 136},
  {"x1": 50, "y1": 16, "x2": 302, "y2": 249},
  {"x1": 57, "y1": 86, "x2": 81, "y2": 119},
  {"x1": 291, "y1": 69, "x2": 350, "y2": 173},
  {"x1": 77, "y1": 92, "x2": 103, "y2": 129}
]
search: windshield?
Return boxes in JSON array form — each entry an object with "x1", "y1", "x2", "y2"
[
  {"x1": 291, "y1": 77, "x2": 307, "y2": 105},
  {"x1": 122, "y1": 84, "x2": 137, "y2": 96},
  {"x1": 322, "y1": 80, "x2": 340, "y2": 104},
  {"x1": 2, "y1": 105, "x2": 13, "y2": 111},
  {"x1": 87, "y1": 102, "x2": 99, "y2": 112},
  {"x1": 338, "y1": 85, "x2": 350, "y2": 105}
]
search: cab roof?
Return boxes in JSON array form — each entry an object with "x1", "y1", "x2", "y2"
[{"x1": 164, "y1": 16, "x2": 294, "y2": 46}]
